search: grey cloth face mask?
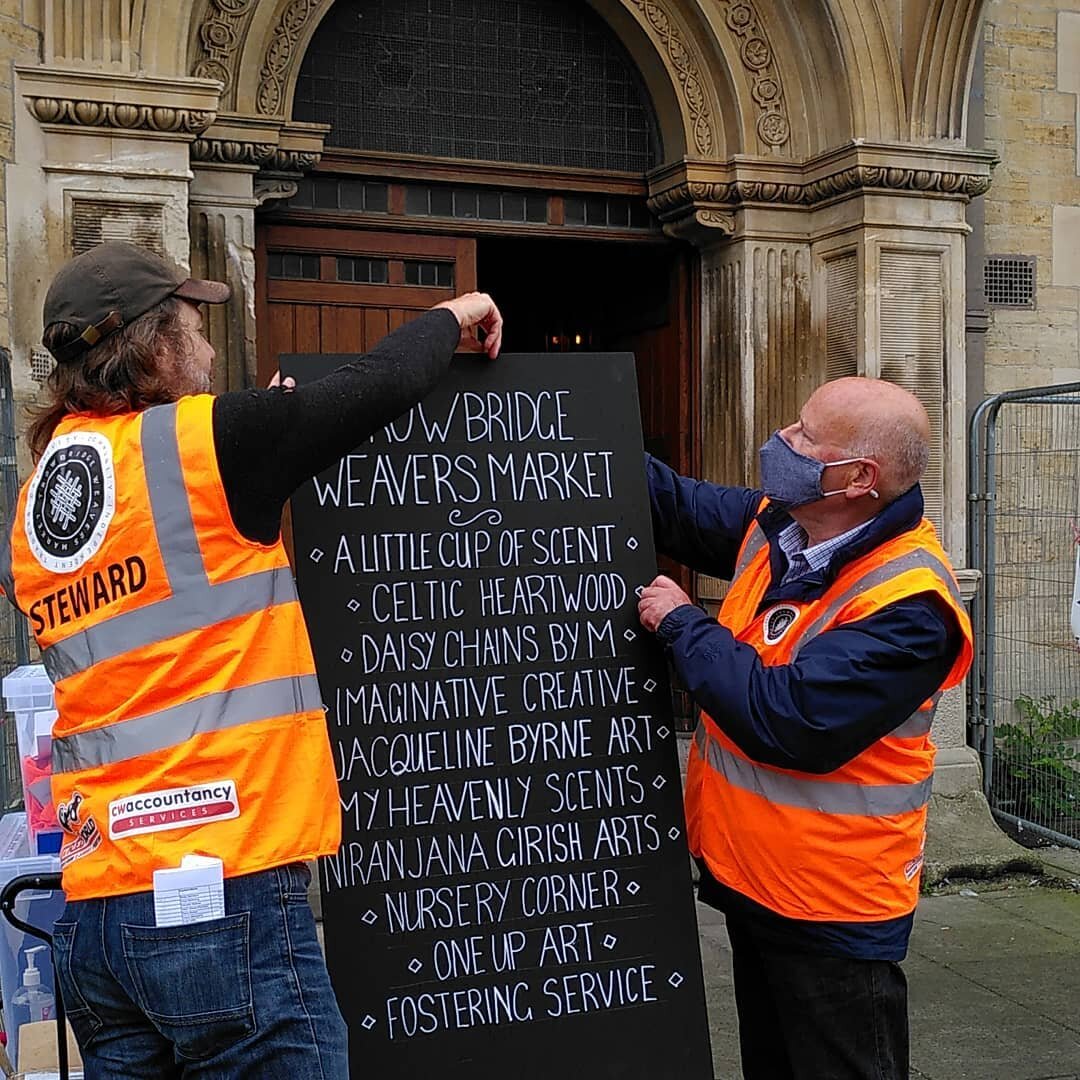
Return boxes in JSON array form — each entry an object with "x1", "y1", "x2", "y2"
[{"x1": 758, "y1": 431, "x2": 878, "y2": 509}]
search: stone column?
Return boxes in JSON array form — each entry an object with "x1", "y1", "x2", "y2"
[
  {"x1": 189, "y1": 164, "x2": 260, "y2": 393},
  {"x1": 649, "y1": 146, "x2": 997, "y2": 803},
  {"x1": 700, "y1": 231, "x2": 815, "y2": 487},
  {"x1": 188, "y1": 118, "x2": 326, "y2": 391}
]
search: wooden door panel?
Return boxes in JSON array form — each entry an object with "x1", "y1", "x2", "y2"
[
  {"x1": 335, "y1": 306, "x2": 364, "y2": 352},
  {"x1": 363, "y1": 307, "x2": 389, "y2": 348},
  {"x1": 268, "y1": 304, "x2": 295, "y2": 357},
  {"x1": 294, "y1": 305, "x2": 321, "y2": 353},
  {"x1": 256, "y1": 225, "x2": 476, "y2": 386}
]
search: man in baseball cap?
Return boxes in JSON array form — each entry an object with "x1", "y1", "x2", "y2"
[
  {"x1": 42, "y1": 240, "x2": 230, "y2": 363},
  {"x1": 3, "y1": 240, "x2": 502, "y2": 1077}
]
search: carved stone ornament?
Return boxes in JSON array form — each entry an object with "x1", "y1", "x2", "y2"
[
  {"x1": 257, "y1": 0, "x2": 331, "y2": 116},
  {"x1": 720, "y1": 0, "x2": 790, "y2": 149},
  {"x1": 192, "y1": 0, "x2": 258, "y2": 99},
  {"x1": 191, "y1": 137, "x2": 277, "y2": 165},
  {"x1": 26, "y1": 97, "x2": 216, "y2": 135},
  {"x1": 628, "y1": 0, "x2": 714, "y2": 157},
  {"x1": 649, "y1": 162, "x2": 994, "y2": 232},
  {"x1": 254, "y1": 177, "x2": 299, "y2": 205},
  {"x1": 263, "y1": 147, "x2": 321, "y2": 172}
]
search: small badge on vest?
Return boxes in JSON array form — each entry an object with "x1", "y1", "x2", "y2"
[
  {"x1": 57, "y1": 790, "x2": 103, "y2": 867},
  {"x1": 25, "y1": 431, "x2": 115, "y2": 573},
  {"x1": 762, "y1": 604, "x2": 801, "y2": 645}
]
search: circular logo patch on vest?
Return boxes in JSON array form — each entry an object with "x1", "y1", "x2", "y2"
[
  {"x1": 25, "y1": 432, "x2": 115, "y2": 573},
  {"x1": 762, "y1": 604, "x2": 801, "y2": 646}
]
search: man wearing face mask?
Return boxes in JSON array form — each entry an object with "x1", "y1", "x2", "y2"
[{"x1": 638, "y1": 377, "x2": 972, "y2": 1080}]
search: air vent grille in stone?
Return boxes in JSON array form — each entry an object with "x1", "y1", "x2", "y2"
[
  {"x1": 70, "y1": 199, "x2": 166, "y2": 257},
  {"x1": 30, "y1": 346, "x2": 55, "y2": 384},
  {"x1": 985, "y1": 255, "x2": 1036, "y2": 309}
]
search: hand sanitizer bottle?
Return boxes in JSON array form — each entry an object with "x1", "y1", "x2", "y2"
[{"x1": 11, "y1": 945, "x2": 55, "y2": 1023}]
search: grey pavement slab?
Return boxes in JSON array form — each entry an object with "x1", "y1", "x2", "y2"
[
  {"x1": 977, "y1": 889, "x2": 1080, "y2": 942},
  {"x1": 695, "y1": 888, "x2": 1080, "y2": 1080}
]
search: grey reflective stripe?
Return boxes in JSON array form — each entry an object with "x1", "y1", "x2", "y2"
[
  {"x1": 141, "y1": 404, "x2": 207, "y2": 590},
  {"x1": 890, "y1": 694, "x2": 942, "y2": 740},
  {"x1": 42, "y1": 402, "x2": 301, "y2": 680},
  {"x1": 52, "y1": 673, "x2": 323, "y2": 773},
  {"x1": 788, "y1": 547, "x2": 964, "y2": 660},
  {"x1": 733, "y1": 523, "x2": 768, "y2": 580},
  {"x1": 43, "y1": 566, "x2": 298, "y2": 681},
  {"x1": 702, "y1": 731, "x2": 933, "y2": 817},
  {"x1": 693, "y1": 720, "x2": 707, "y2": 756}
]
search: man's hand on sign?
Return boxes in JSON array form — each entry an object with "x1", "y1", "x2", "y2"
[
  {"x1": 638, "y1": 575, "x2": 693, "y2": 633},
  {"x1": 267, "y1": 371, "x2": 296, "y2": 391},
  {"x1": 435, "y1": 292, "x2": 504, "y2": 359}
]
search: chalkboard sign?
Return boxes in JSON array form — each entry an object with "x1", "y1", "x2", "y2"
[{"x1": 284, "y1": 351, "x2": 713, "y2": 1080}]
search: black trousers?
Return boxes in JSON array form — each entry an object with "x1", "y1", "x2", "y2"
[{"x1": 726, "y1": 917, "x2": 909, "y2": 1080}]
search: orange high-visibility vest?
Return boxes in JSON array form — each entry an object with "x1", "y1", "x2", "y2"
[
  {"x1": 1, "y1": 397, "x2": 340, "y2": 900},
  {"x1": 685, "y1": 504, "x2": 973, "y2": 923}
]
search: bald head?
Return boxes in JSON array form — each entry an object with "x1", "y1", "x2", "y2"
[{"x1": 803, "y1": 377, "x2": 931, "y2": 502}]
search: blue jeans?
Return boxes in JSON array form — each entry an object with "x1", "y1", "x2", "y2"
[{"x1": 51, "y1": 863, "x2": 348, "y2": 1079}]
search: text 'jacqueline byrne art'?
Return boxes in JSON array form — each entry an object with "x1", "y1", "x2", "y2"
[{"x1": 285, "y1": 352, "x2": 712, "y2": 1080}]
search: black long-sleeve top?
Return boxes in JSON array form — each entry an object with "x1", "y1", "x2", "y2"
[{"x1": 212, "y1": 309, "x2": 460, "y2": 543}]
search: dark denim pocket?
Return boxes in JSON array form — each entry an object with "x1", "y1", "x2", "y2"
[
  {"x1": 121, "y1": 913, "x2": 255, "y2": 1062},
  {"x1": 282, "y1": 861, "x2": 313, "y2": 904},
  {"x1": 51, "y1": 920, "x2": 104, "y2": 1048}
]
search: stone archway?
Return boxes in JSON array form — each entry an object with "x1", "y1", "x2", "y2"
[
  {"x1": 177, "y1": 0, "x2": 995, "y2": 546},
  {"x1": 190, "y1": 0, "x2": 736, "y2": 162}
]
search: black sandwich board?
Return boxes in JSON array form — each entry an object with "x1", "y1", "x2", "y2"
[{"x1": 284, "y1": 351, "x2": 713, "y2": 1080}]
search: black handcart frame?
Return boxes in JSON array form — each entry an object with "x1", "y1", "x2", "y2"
[{"x1": 0, "y1": 872, "x2": 69, "y2": 1080}]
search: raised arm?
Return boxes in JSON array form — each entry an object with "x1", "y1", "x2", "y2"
[{"x1": 214, "y1": 295, "x2": 502, "y2": 543}]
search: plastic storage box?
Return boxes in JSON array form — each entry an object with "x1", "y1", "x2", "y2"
[
  {"x1": 1, "y1": 666, "x2": 62, "y2": 856},
  {"x1": 0, "y1": 838, "x2": 63, "y2": 1067}
]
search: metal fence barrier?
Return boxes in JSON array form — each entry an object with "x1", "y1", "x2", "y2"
[
  {"x1": 0, "y1": 348, "x2": 29, "y2": 811},
  {"x1": 969, "y1": 382, "x2": 1080, "y2": 848}
]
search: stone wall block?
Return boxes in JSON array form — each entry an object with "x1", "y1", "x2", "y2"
[
  {"x1": 1010, "y1": 46, "x2": 1060, "y2": 76},
  {"x1": 996, "y1": 27, "x2": 1057, "y2": 49}
]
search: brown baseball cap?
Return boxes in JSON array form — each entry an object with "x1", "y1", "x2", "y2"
[{"x1": 43, "y1": 241, "x2": 231, "y2": 363}]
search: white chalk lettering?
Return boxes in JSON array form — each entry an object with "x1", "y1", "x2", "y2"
[
  {"x1": 543, "y1": 765, "x2": 646, "y2": 814},
  {"x1": 321, "y1": 833, "x2": 490, "y2": 890},
  {"x1": 495, "y1": 822, "x2": 584, "y2": 868},
  {"x1": 370, "y1": 579, "x2": 464, "y2": 623},
  {"x1": 507, "y1": 718, "x2": 592, "y2": 765},
  {"x1": 478, "y1": 572, "x2": 627, "y2": 617},
  {"x1": 592, "y1": 814, "x2": 662, "y2": 859},
  {"x1": 385, "y1": 777, "x2": 532, "y2": 828},
  {"x1": 520, "y1": 667, "x2": 638, "y2": 713},
  {"x1": 607, "y1": 714, "x2": 656, "y2": 755},
  {"x1": 528, "y1": 524, "x2": 615, "y2": 566},
  {"x1": 384, "y1": 881, "x2": 510, "y2": 933},
  {"x1": 520, "y1": 870, "x2": 621, "y2": 918},
  {"x1": 335, "y1": 726, "x2": 496, "y2": 781},
  {"x1": 542, "y1": 965, "x2": 656, "y2": 1018},
  {"x1": 335, "y1": 675, "x2": 508, "y2": 728},
  {"x1": 538, "y1": 922, "x2": 595, "y2": 966},
  {"x1": 386, "y1": 982, "x2": 533, "y2": 1040}
]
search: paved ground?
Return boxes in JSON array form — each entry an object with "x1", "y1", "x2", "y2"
[{"x1": 697, "y1": 881, "x2": 1080, "y2": 1080}]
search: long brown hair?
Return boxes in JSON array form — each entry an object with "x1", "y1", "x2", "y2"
[{"x1": 28, "y1": 298, "x2": 191, "y2": 460}]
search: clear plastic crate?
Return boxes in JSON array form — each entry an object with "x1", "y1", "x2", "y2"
[
  {"x1": 0, "y1": 667, "x2": 53, "y2": 715},
  {"x1": 0, "y1": 668, "x2": 59, "y2": 856}
]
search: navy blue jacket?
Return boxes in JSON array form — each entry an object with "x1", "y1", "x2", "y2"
[{"x1": 647, "y1": 454, "x2": 963, "y2": 959}]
